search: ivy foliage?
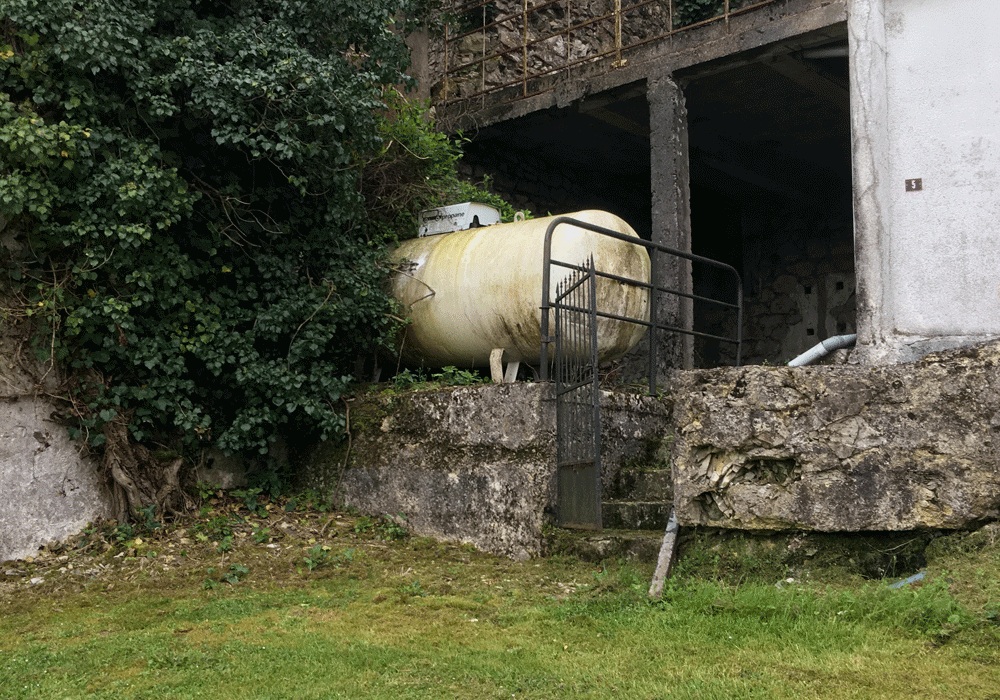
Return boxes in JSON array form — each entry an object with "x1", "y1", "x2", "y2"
[
  {"x1": 0, "y1": 0, "x2": 472, "y2": 460},
  {"x1": 673, "y1": 0, "x2": 730, "y2": 28}
]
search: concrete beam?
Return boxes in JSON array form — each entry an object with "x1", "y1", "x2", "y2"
[
  {"x1": 581, "y1": 105, "x2": 650, "y2": 139},
  {"x1": 648, "y1": 76, "x2": 694, "y2": 373},
  {"x1": 763, "y1": 53, "x2": 850, "y2": 114}
]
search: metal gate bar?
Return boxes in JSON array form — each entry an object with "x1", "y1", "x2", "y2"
[
  {"x1": 540, "y1": 216, "x2": 743, "y2": 394},
  {"x1": 542, "y1": 217, "x2": 742, "y2": 532},
  {"x1": 553, "y1": 256, "x2": 602, "y2": 529},
  {"x1": 538, "y1": 216, "x2": 743, "y2": 394}
]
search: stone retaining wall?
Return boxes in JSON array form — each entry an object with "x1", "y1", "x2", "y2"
[
  {"x1": 671, "y1": 340, "x2": 1000, "y2": 531},
  {"x1": 299, "y1": 340, "x2": 1000, "y2": 558},
  {"x1": 296, "y1": 383, "x2": 671, "y2": 559}
]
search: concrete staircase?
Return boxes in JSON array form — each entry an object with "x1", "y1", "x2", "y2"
[
  {"x1": 546, "y1": 463, "x2": 673, "y2": 563},
  {"x1": 602, "y1": 464, "x2": 673, "y2": 531}
]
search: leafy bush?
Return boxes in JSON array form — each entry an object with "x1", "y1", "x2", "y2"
[
  {"x1": 230, "y1": 487, "x2": 267, "y2": 518},
  {"x1": 222, "y1": 564, "x2": 250, "y2": 585},
  {"x1": 673, "y1": 0, "x2": 725, "y2": 27},
  {"x1": 0, "y1": 1, "x2": 507, "y2": 518},
  {"x1": 431, "y1": 366, "x2": 485, "y2": 386},
  {"x1": 302, "y1": 544, "x2": 356, "y2": 571}
]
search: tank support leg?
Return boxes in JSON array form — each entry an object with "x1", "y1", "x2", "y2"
[
  {"x1": 490, "y1": 348, "x2": 505, "y2": 383},
  {"x1": 490, "y1": 348, "x2": 520, "y2": 384},
  {"x1": 504, "y1": 360, "x2": 520, "y2": 383}
]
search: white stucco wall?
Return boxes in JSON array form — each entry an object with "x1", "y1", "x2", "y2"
[{"x1": 853, "y1": 0, "x2": 1000, "y2": 362}]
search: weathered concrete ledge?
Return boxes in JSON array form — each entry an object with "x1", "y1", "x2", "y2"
[
  {"x1": 296, "y1": 340, "x2": 999, "y2": 559},
  {"x1": 671, "y1": 340, "x2": 1000, "y2": 531},
  {"x1": 297, "y1": 383, "x2": 671, "y2": 559}
]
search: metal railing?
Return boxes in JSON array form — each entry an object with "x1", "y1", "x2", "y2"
[
  {"x1": 539, "y1": 216, "x2": 742, "y2": 394},
  {"x1": 436, "y1": 0, "x2": 780, "y2": 108}
]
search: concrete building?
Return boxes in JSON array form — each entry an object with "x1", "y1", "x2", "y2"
[{"x1": 413, "y1": 0, "x2": 1000, "y2": 367}]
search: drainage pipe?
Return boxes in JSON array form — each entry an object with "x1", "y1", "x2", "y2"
[{"x1": 787, "y1": 333, "x2": 857, "y2": 367}]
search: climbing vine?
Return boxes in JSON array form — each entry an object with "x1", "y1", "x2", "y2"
[
  {"x1": 1, "y1": 0, "x2": 498, "y2": 519},
  {"x1": 672, "y1": 0, "x2": 739, "y2": 28}
]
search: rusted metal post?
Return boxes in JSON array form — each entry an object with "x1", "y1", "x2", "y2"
[
  {"x1": 615, "y1": 0, "x2": 622, "y2": 65},
  {"x1": 566, "y1": 0, "x2": 572, "y2": 63},
  {"x1": 481, "y1": 2, "x2": 486, "y2": 96},
  {"x1": 648, "y1": 509, "x2": 679, "y2": 599},
  {"x1": 443, "y1": 14, "x2": 450, "y2": 101},
  {"x1": 522, "y1": 0, "x2": 528, "y2": 96}
]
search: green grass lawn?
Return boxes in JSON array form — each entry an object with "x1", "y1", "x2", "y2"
[{"x1": 2, "y1": 499, "x2": 999, "y2": 699}]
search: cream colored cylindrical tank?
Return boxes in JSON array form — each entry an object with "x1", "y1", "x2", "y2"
[{"x1": 389, "y1": 210, "x2": 650, "y2": 368}]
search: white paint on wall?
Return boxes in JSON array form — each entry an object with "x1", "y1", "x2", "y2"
[{"x1": 882, "y1": 0, "x2": 1000, "y2": 336}]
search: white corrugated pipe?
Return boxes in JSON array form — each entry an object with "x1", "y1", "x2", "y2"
[{"x1": 787, "y1": 333, "x2": 857, "y2": 367}]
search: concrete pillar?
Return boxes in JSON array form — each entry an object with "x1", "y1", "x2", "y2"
[
  {"x1": 848, "y1": 0, "x2": 891, "y2": 363},
  {"x1": 648, "y1": 75, "x2": 694, "y2": 373},
  {"x1": 405, "y1": 28, "x2": 431, "y2": 102}
]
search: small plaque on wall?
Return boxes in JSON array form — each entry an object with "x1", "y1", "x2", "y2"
[{"x1": 905, "y1": 178, "x2": 923, "y2": 192}]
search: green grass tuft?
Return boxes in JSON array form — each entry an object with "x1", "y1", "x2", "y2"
[{"x1": 2, "y1": 501, "x2": 999, "y2": 699}]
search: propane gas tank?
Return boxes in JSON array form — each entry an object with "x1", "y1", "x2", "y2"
[{"x1": 389, "y1": 209, "x2": 650, "y2": 368}]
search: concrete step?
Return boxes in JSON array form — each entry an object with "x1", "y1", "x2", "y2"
[
  {"x1": 601, "y1": 500, "x2": 673, "y2": 531},
  {"x1": 606, "y1": 466, "x2": 672, "y2": 502},
  {"x1": 544, "y1": 528, "x2": 664, "y2": 563}
]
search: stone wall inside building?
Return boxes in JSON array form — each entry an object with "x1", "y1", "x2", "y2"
[
  {"x1": 742, "y1": 204, "x2": 855, "y2": 365},
  {"x1": 693, "y1": 200, "x2": 856, "y2": 368},
  {"x1": 457, "y1": 157, "x2": 572, "y2": 221}
]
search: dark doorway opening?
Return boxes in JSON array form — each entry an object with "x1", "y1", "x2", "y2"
[{"x1": 680, "y1": 26, "x2": 855, "y2": 367}]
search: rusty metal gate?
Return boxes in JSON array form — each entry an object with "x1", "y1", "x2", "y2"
[
  {"x1": 541, "y1": 215, "x2": 744, "y2": 532},
  {"x1": 553, "y1": 256, "x2": 602, "y2": 529}
]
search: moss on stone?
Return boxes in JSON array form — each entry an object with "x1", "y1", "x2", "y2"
[{"x1": 671, "y1": 528, "x2": 937, "y2": 584}]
